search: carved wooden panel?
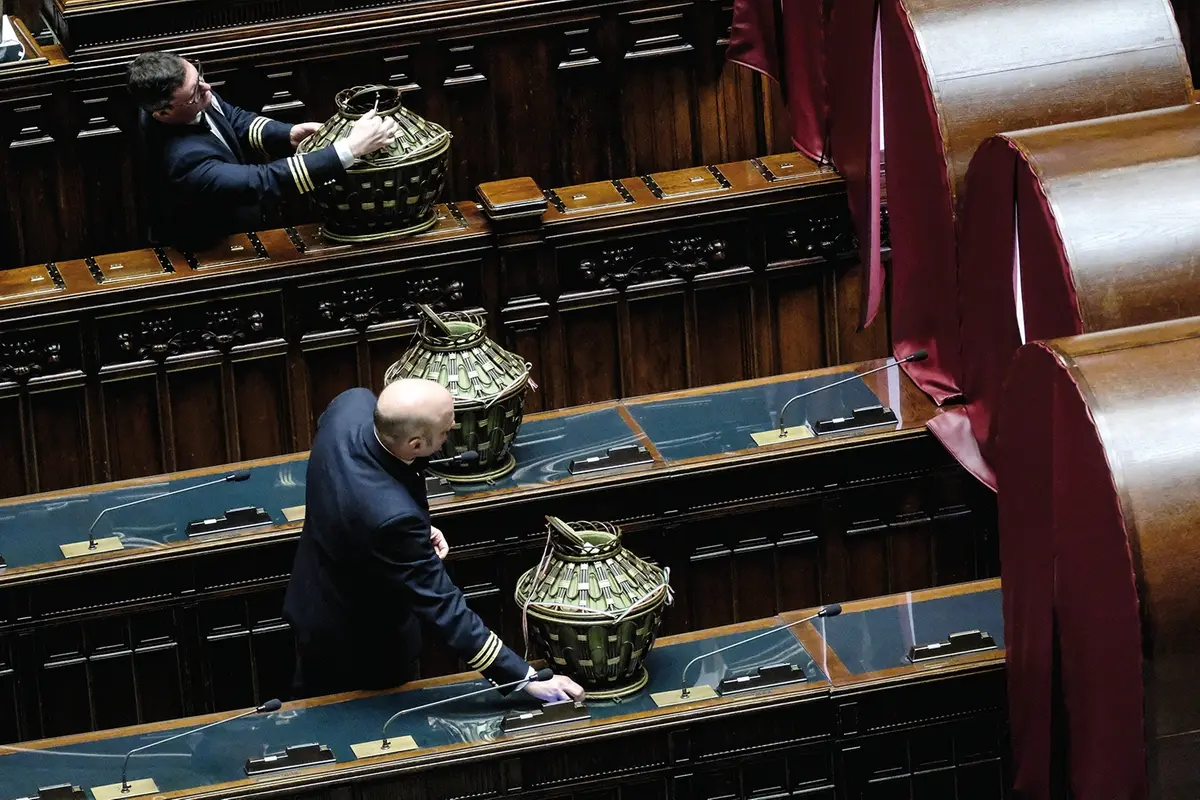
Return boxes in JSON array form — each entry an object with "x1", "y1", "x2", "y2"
[
  {"x1": 101, "y1": 375, "x2": 165, "y2": 480},
  {"x1": 0, "y1": 0, "x2": 797, "y2": 267},
  {"x1": 27, "y1": 387, "x2": 92, "y2": 492},
  {"x1": 0, "y1": 162, "x2": 887, "y2": 497}
]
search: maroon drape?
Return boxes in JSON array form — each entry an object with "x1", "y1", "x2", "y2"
[
  {"x1": 827, "y1": 3, "x2": 883, "y2": 329},
  {"x1": 727, "y1": 0, "x2": 884, "y2": 330},
  {"x1": 930, "y1": 136, "x2": 1083, "y2": 490},
  {"x1": 726, "y1": 0, "x2": 827, "y2": 161},
  {"x1": 998, "y1": 343, "x2": 1149, "y2": 800},
  {"x1": 877, "y1": 0, "x2": 961, "y2": 401}
]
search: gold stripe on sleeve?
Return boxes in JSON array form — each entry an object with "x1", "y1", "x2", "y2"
[
  {"x1": 249, "y1": 117, "x2": 268, "y2": 155},
  {"x1": 467, "y1": 631, "x2": 502, "y2": 672},
  {"x1": 295, "y1": 155, "x2": 315, "y2": 194},
  {"x1": 286, "y1": 157, "x2": 309, "y2": 195}
]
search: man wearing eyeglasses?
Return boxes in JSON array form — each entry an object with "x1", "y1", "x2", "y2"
[{"x1": 126, "y1": 51, "x2": 397, "y2": 249}]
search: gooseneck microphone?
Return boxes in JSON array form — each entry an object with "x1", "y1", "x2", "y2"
[
  {"x1": 70, "y1": 472, "x2": 253, "y2": 561},
  {"x1": 679, "y1": 604, "x2": 842, "y2": 697},
  {"x1": 118, "y1": 698, "x2": 280, "y2": 792},
  {"x1": 374, "y1": 667, "x2": 553, "y2": 751},
  {"x1": 775, "y1": 350, "x2": 928, "y2": 434},
  {"x1": 427, "y1": 450, "x2": 479, "y2": 467},
  {"x1": 79, "y1": 471, "x2": 252, "y2": 553}
]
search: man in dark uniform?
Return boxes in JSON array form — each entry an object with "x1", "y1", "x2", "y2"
[
  {"x1": 283, "y1": 378, "x2": 584, "y2": 703},
  {"x1": 125, "y1": 51, "x2": 397, "y2": 249}
]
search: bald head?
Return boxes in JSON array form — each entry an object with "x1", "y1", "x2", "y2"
[{"x1": 375, "y1": 379, "x2": 456, "y2": 459}]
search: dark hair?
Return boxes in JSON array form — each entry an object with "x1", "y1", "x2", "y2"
[{"x1": 126, "y1": 52, "x2": 187, "y2": 113}]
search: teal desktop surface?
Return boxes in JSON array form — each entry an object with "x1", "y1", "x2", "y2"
[
  {"x1": 0, "y1": 624, "x2": 820, "y2": 797},
  {"x1": 0, "y1": 373, "x2": 883, "y2": 572},
  {"x1": 625, "y1": 372, "x2": 886, "y2": 461}
]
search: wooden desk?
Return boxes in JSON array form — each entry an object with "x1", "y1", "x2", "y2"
[
  {"x1": 0, "y1": 362, "x2": 996, "y2": 743},
  {"x1": 0, "y1": 580, "x2": 1007, "y2": 800},
  {"x1": 0, "y1": 154, "x2": 888, "y2": 503}
]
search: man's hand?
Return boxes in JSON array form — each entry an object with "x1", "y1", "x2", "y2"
[
  {"x1": 429, "y1": 526, "x2": 449, "y2": 560},
  {"x1": 524, "y1": 673, "x2": 586, "y2": 703},
  {"x1": 343, "y1": 108, "x2": 400, "y2": 159},
  {"x1": 289, "y1": 122, "x2": 321, "y2": 148}
]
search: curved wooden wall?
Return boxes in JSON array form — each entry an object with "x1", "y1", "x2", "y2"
[
  {"x1": 997, "y1": 317, "x2": 1200, "y2": 800},
  {"x1": 880, "y1": 0, "x2": 1192, "y2": 401},
  {"x1": 932, "y1": 104, "x2": 1200, "y2": 486}
]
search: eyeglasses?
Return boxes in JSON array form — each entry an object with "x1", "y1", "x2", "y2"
[{"x1": 182, "y1": 60, "x2": 206, "y2": 107}]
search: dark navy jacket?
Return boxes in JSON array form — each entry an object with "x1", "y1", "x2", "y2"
[
  {"x1": 139, "y1": 91, "x2": 344, "y2": 249},
  {"x1": 282, "y1": 388, "x2": 530, "y2": 687}
]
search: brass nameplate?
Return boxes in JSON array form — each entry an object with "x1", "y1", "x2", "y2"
[
  {"x1": 753, "y1": 153, "x2": 818, "y2": 182},
  {"x1": 350, "y1": 735, "x2": 418, "y2": 759},
  {"x1": 91, "y1": 778, "x2": 159, "y2": 800},
  {"x1": 749, "y1": 424, "x2": 815, "y2": 447},
  {"x1": 551, "y1": 180, "x2": 634, "y2": 212},
  {"x1": 281, "y1": 505, "x2": 306, "y2": 522},
  {"x1": 189, "y1": 234, "x2": 266, "y2": 270},
  {"x1": 650, "y1": 685, "x2": 718, "y2": 708},
  {"x1": 0, "y1": 263, "x2": 64, "y2": 299},
  {"x1": 60, "y1": 537, "x2": 123, "y2": 559}
]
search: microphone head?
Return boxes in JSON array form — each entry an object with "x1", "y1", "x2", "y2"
[
  {"x1": 534, "y1": 667, "x2": 555, "y2": 681},
  {"x1": 257, "y1": 698, "x2": 282, "y2": 713},
  {"x1": 907, "y1": 349, "x2": 929, "y2": 363},
  {"x1": 227, "y1": 471, "x2": 252, "y2": 482},
  {"x1": 819, "y1": 603, "x2": 842, "y2": 618},
  {"x1": 457, "y1": 450, "x2": 480, "y2": 465}
]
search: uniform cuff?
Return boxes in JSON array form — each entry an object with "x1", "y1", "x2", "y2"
[
  {"x1": 334, "y1": 141, "x2": 355, "y2": 168},
  {"x1": 514, "y1": 665, "x2": 538, "y2": 692}
]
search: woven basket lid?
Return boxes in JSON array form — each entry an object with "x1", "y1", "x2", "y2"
[
  {"x1": 296, "y1": 85, "x2": 451, "y2": 169},
  {"x1": 515, "y1": 517, "x2": 669, "y2": 620},
  {"x1": 383, "y1": 305, "x2": 529, "y2": 408}
]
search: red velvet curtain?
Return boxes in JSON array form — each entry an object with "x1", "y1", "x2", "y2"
[
  {"x1": 998, "y1": 343, "x2": 1149, "y2": 800},
  {"x1": 727, "y1": 0, "x2": 884, "y2": 330},
  {"x1": 930, "y1": 137, "x2": 1084, "y2": 490}
]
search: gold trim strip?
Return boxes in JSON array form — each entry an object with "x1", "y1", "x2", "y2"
[
  {"x1": 250, "y1": 117, "x2": 268, "y2": 155},
  {"x1": 297, "y1": 156, "x2": 315, "y2": 193},
  {"x1": 467, "y1": 631, "x2": 501, "y2": 671}
]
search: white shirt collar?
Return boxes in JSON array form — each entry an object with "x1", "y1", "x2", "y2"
[{"x1": 374, "y1": 428, "x2": 414, "y2": 465}]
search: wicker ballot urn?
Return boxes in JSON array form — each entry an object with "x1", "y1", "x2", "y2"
[
  {"x1": 383, "y1": 304, "x2": 531, "y2": 482},
  {"x1": 296, "y1": 85, "x2": 450, "y2": 243},
  {"x1": 515, "y1": 517, "x2": 671, "y2": 699}
]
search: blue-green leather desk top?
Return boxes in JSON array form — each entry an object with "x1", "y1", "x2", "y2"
[
  {"x1": 625, "y1": 373, "x2": 882, "y2": 461},
  {"x1": 0, "y1": 366, "x2": 912, "y2": 575},
  {"x1": 818, "y1": 587, "x2": 1005, "y2": 674},
  {"x1": 0, "y1": 616, "x2": 823, "y2": 799},
  {"x1": 0, "y1": 583, "x2": 1002, "y2": 800}
]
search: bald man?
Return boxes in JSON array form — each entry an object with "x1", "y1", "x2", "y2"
[{"x1": 283, "y1": 382, "x2": 584, "y2": 702}]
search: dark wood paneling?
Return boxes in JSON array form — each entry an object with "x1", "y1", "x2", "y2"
[
  {"x1": 0, "y1": 394, "x2": 28, "y2": 498},
  {"x1": 101, "y1": 375, "x2": 164, "y2": 480},
  {"x1": 168, "y1": 365, "x2": 229, "y2": 470},
  {"x1": 561, "y1": 302, "x2": 623, "y2": 406},
  {"x1": 131, "y1": 610, "x2": 186, "y2": 723},
  {"x1": 0, "y1": 157, "x2": 889, "y2": 499},
  {"x1": 694, "y1": 280, "x2": 754, "y2": 386},
  {"x1": 200, "y1": 597, "x2": 257, "y2": 712},
  {"x1": 0, "y1": 420, "x2": 994, "y2": 741},
  {"x1": 0, "y1": 635, "x2": 21, "y2": 744},
  {"x1": 233, "y1": 356, "x2": 291, "y2": 460},
  {"x1": 87, "y1": 617, "x2": 139, "y2": 731},
  {"x1": 28, "y1": 387, "x2": 90, "y2": 491},
  {"x1": 302, "y1": 345, "x2": 359, "y2": 432},
  {"x1": 770, "y1": 270, "x2": 827, "y2": 374},
  {"x1": 35, "y1": 623, "x2": 90, "y2": 738},
  {"x1": 625, "y1": 292, "x2": 689, "y2": 397},
  {"x1": 0, "y1": 0, "x2": 796, "y2": 267}
]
